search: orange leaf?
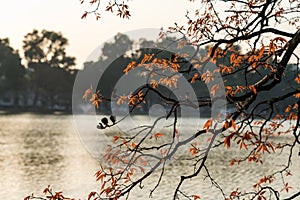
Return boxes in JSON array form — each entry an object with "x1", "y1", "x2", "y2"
[
  {"x1": 249, "y1": 85, "x2": 257, "y2": 94},
  {"x1": 95, "y1": 172, "x2": 105, "y2": 182},
  {"x1": 203, "y1": 118, "x2": 212, "y2": 132},
  {"x1": 113, "y1": 132, "x2": 120, "y2": 143},
  {"x1": 258, "y1": 46, "x2": 265, "y2": 58},
  {"x1": 224, "y1": 135, "x2": 231, "y2": 148},
  {"x1": 189, "y1": 147, "x2": 198, "y2": 156},
  {"x1": 155, "y1": 133, "x2": 164, "y2": 138},
  {"x1": 141, "y1": 160, "x2": 148, "y2": 166},
  {"x1": 230, "y1": 53, "x2": 235, "y2": 64},
  {"x1": 124, "y1": 61, "x2": 136, "y2": 74},
  {"x1": 82, "y1": 85, "x2": 92, "y2": 100},
  {"x1": 132, "y1": 141, "x2": 137, "y2": 148},
  {"x1": 123, "y1": 139, "x2": 129, "y2": 147},
  {"x1": 295, "y1": 74, "x2": 300, "y2": 84},
  {"x1": 141, "y1": 53, "x2": 154, "y2": 64},
  {"x1": 129, "y1": 96, "x2": 136, "y2": 105},
  {"x1": 210, "y1": 84, "x2": 219, "y2": 96},
  {"x1": 257, "y1": 143, "x2": 270, "y2": 154},
  {"x1": 223, "y1": 121, "x2": 230, "y2": 129},
  {"x1": 150, "y1": 79, "x2": 158, "y2": 89},
  {"x1": 194, "y1": 195, "x2": 201, "y2": 200},
  {"x1": 231, "y1": 119, "x2": 236, "y2": 130},
  {"x1": 191, "y1": 73, "x2": 199, "y2": 83},
  {"x1": 116, "y1": 95, "x2": 128, "y2": 105},
  {"x1": 294, "y1": 93, "x2": 300, "y2": 98},
  {"x1": 285, "y1": 105, "x2": 292, "y2": 113}
]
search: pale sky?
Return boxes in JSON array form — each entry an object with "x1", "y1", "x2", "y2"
[
  {"x1": 0, "y1": 0, "x2": 195, "y2": 68},
  {"x1": 1, "y1": 1, "x2": 298, "y2": 68}
]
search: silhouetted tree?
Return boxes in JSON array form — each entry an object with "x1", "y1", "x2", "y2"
[
  {"x1": 23, "y1": 29, "x2": 75, "y2": 69},
  {"x1": 101, "y1": 33, "x2": 133, "y2": 61},
  {"x1": 0, "y1": 38, "x2": 26, "y2": 107},
  {"x1": 23, "y1": 30, "x2": 76, "y2": 109}
]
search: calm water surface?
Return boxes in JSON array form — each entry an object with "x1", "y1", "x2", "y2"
[{"x1": 0, "y1": 114, "x2": 299, "y2": 199}]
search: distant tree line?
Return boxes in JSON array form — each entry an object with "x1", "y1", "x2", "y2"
[
  {"x1": 1, "y1": 31, "x2": 297, "y2": 113},
  {"x1": 0, "y1": 30, "x2": 76, "y2": 111}
]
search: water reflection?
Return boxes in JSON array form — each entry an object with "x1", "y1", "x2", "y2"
[
  {"x1": 20, "y1": 116, "x2": 64, "y2": 189},
  {"x1": 0, "y1": 114, "x2": 299, "y2": 200},
  {"x1": 0, "y1": 114, "x2": 98, "y2": 200}
]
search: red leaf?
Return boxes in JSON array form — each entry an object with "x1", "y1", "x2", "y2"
[
  {"x1": 89, "y1": 0, "x2": 97, "y2": 5},
  {"x1": 95, "y1": 172, "x2": 105, "y2": 182},
  {"x1": 229, "y1": 159, "x2": 236, "y2": 166},
  {"x1": 81, "y1": 11, "x2": 88, "y2": 19},
  {"x1": 43, "y1": 187, "x2": 49, "y2": 194},
  {"x1": 194, "y1": 195, "x2": 201, "y2": 200},
  {"x1": 24, "y1": 196, "x2": 30, "y2": 200},
  {"x1": 106, "y1": 6, "x2": 113, "y2": 12},
  {"x1": 281, "y1": 182, "x2": 292, "y2": 193}
]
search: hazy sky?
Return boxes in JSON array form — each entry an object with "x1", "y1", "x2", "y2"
[
  {"x1": 1, "y1": 0, "x2": 298, "y2": 68},
  {"x1": 0, "y1": 0, "x2": 195, "y2": 68}
]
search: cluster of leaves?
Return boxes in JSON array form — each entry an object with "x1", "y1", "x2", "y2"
[
  {"x1": 0, "y1": 30, "x2": 76, "y2": 110},
  {"x1": 0, "y1": 38, "x2": 25, "y2": 96},
  {"x1": 80, "y1": 0, "x2": 131, "y2": 20},
  {"x1": 83, "y1": 35, "x2": 299, "y2": 200},
  {"x1": 24, "y1": 185, "x2": 74, "y2": 200},
  {"x1": 29, "y1": 0, "x2": 300, "y2": 199}
]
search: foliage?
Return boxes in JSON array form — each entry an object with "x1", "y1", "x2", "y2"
[
  {"x1": 80, "y1": 0, "x2": 131, "y2": 20},
  {"x1": 0, "y1": 38, "x2": 26, "y2": 106},
  {"x1": 23, "y1": 29, "x2": 75, "y2": 69},
  {"x1": 101, "y1": 33, "x2": 133, "y2": 61},
  {"x1": 0, "y1": 30, "x2": 77, "y2": 111},
  {"x1": 29, "y1": 0, "x2": 300, "y2": 199},
  {"x1": 23, "y1": 29, "x2": 77, "y2": 109}
]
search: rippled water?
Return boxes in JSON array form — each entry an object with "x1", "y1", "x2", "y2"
[
  {"x1": 0, "y1": 114, "x2": 299, "y2": 200},
  {"x1": 0, "y1": 114, "x2": 99, "y2": 200}
]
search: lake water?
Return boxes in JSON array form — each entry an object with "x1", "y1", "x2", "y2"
[{"x1": 0, "y1": 114, "x2": 299, "y2": 200}]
